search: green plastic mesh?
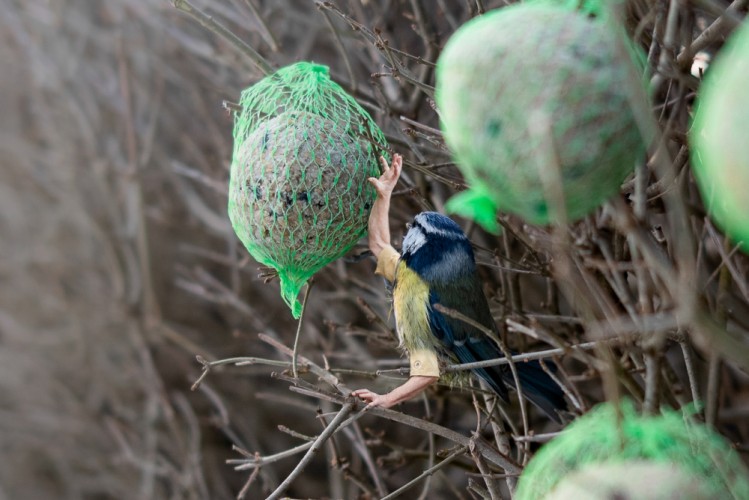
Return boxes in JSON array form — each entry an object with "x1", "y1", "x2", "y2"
[
  {"x1": 228, "y1": 62, "x2": 388, "y2": 317},
  {"x1": 516, "y1": 400, "x2": 749, "y2": 499},
  {"x1": 691, "y1": 20, "x2": 749, "y2": 252},
  {"x1": 436, "y1": 3, "x2": 647, "y2": 229}
]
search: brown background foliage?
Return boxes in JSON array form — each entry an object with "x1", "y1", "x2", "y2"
[{"x1": 1, "y1": 0, "x2": 748, "y2": 498}]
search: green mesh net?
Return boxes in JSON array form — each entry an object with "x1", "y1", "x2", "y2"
[
  {"x1": 436, "y1": 2, "x2": 647, "y2": 229},
  {"x1": 228, "y1": 62, "x2": 388, "y2": 317},
  {"x1": 516, "y1": 400, "x2": 749, "y2": 499},
  {"x1": 691, "y1": 20, "x2": 749, "y2": 252}
]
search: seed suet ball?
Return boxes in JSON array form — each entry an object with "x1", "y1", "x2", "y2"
[
  {"x1": 691, "y1": 21, "x2": 749, "y2": 252},
  {"x1": 515, "y1": 400, "x2": 749, "y2": 499},
  {"x1": 437, "y1": 4, "x2": 647, "y2": 228},
  {"x1": 228, "y1": 110, "x2": 379, "y2": 316}
]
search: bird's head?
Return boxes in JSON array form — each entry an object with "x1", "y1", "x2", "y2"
[{"x1": 401, "y1": 212, "x2": 476, "y2": 282}]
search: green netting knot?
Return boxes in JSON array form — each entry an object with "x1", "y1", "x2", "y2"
[
  {"x1": 445, "y1": 185, "x2": 500, "y2": 234},
  {"x1": 278, "y1": 269, "x2": 312, "y2": 318},
  {"x1": 309, "y1": 63, "x2": 329, "y2": 75},
  {"x1": 228, "y1": 62, "x2": 388, "y2": 317}
]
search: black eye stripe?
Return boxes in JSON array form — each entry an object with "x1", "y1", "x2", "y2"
[{"x1": 410, "y1": 213, "x2": 467, "y2": 241}]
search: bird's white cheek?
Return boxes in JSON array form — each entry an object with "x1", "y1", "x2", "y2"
[{"x1": 403, "y1": 230, "x2": 427, "y2": 254}]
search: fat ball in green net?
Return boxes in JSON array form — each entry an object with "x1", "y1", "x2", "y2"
[
  {"x1": 436, "y1": 2, "x2": 648, "y2": 229},
  {"x1": 515, "y1": 400, "x2": 749, "y2": 499},
  {"x1": 228, "y1": 62, "x2": 388, "y2": 317},
  {"x1": 690, "y1": 20, "x2": 749, "y2": 252},
  {"x1": 546, "y1": 461, "x2": 714, "y2": 499}
]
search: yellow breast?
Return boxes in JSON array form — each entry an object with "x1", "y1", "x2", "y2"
[{"x1": 393, "y1": 262, "x2": 431, "y2": 352}]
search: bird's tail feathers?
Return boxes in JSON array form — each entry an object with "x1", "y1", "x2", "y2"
[
  {"x1": 474, "y1": 366, "x2": 510, "y2": 402},
  {"x1": 457, "y1": 339, "x2": 567, "y2": 423},
  {"x1": 506, "y1": 360, "x2": 566, "y2": 424}
]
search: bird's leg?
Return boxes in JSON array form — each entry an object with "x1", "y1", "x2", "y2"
[
  {"x1": 367, "y1": 154, "x2": 402, "y2": 258},
  {"x1": 352, "y1": 375, "x2": 438, "y2": 409}
]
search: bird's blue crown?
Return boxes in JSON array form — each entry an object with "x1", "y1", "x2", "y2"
[{"x1": 401, "y1": 212, "x2": 475, "y2": 282}]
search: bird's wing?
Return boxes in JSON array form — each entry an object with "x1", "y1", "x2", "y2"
[
  {"x1": 426, "y1": 275, "x2": 497, "y2": 346},
  {"x1": 426, "y1": 276, "x2": 510, "y2": 401},
  {"x1": 427, "y1": 274, "x2": 566, "y2": 422}
]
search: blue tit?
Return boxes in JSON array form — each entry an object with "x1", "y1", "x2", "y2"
[{"x1": 394, "y1": 211, "x2": 566, "y2": 423}]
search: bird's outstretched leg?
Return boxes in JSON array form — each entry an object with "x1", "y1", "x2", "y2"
[
  {"x1": 354, "y1": 153, "x2": 439, "y2": 409},
  {"x1": 367, "y1": 154, "x2": 402, "y2": 258},
  {"x1": 352, "y1": 375, "x2": 438, "y2": 409}
]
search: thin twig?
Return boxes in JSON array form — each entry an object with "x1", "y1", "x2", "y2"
[
  {"x1": 317, "y1": 5, "x2": 358, "y2": 90},
  {"x1": 290, "y1": 386, "x2": 522, "y2": 474},
  {"x1": 679, "y1": 340, "x2": 702, "y2": 409},
  {"x1": 444, "y1": 338, "x2": 624, "y2": 372},
  {"x1": 706, "y1": 352, "x2": 721, "y2": 426},
  {"x1": 241, "y1": 0, "x2": 279, "y2": 51},
  {"x1": 676, "y1": 0, "x2": 748, "y2": 68},
  {"x1": 469, "y1": 438, "x2": 502, "y2": 500},
  {"x1": 172, "y1": 0, "x2": 273, "y2": 75},
  {"x1": 512, "y1": 431, "x2": 563, "y2": 443},
  {"x1": 643, "y1": 350, "x2": 661, "y2": 414},
  {"x1": 292, "y1": 281, "x2": 315, "y2": 378},
  {"x1": 380, "y1": 447, "x2": 467, "y2": 500},
  {"x1": 432, "y1": 303, "x2": 530, "y2": 455},
  {"x1": 230, "y1": 441, "x2": 314, "y2": 470},
  {"x1": 266, "y1": 403, "x2": 355, "y2": 500}
]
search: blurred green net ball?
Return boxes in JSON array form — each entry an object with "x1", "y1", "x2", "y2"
[
  {"x1": 691, "y1": 21, "x2": 749, "y2": 252},
  {"x1": 436, "y1": 4, "x2": 647, "y2": 228},
  {"x1": 515, "y1": 400, "x2": 749, "y2": 499},
  {"x1": 546, "y1": 461, "x2": 714, "y2": 499},
  {"x1": 228, "y1": 63, "x2": 387, "y2": 317}
]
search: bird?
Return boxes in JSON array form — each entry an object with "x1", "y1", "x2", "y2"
[{"x1": 394, "y1": 211, "x2": 566, "y2": 423}]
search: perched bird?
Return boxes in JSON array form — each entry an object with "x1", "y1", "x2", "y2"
[
  {"x1": 353, "y1": 154, "x2": 565, "y2": 423},
  {"x1": 395, "y1": 211, "x2": 566, "y2": 423}
]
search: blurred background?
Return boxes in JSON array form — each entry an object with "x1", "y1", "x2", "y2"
[{"x1": 1, "y1": 0, "x2": 747, "y2": 499}]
